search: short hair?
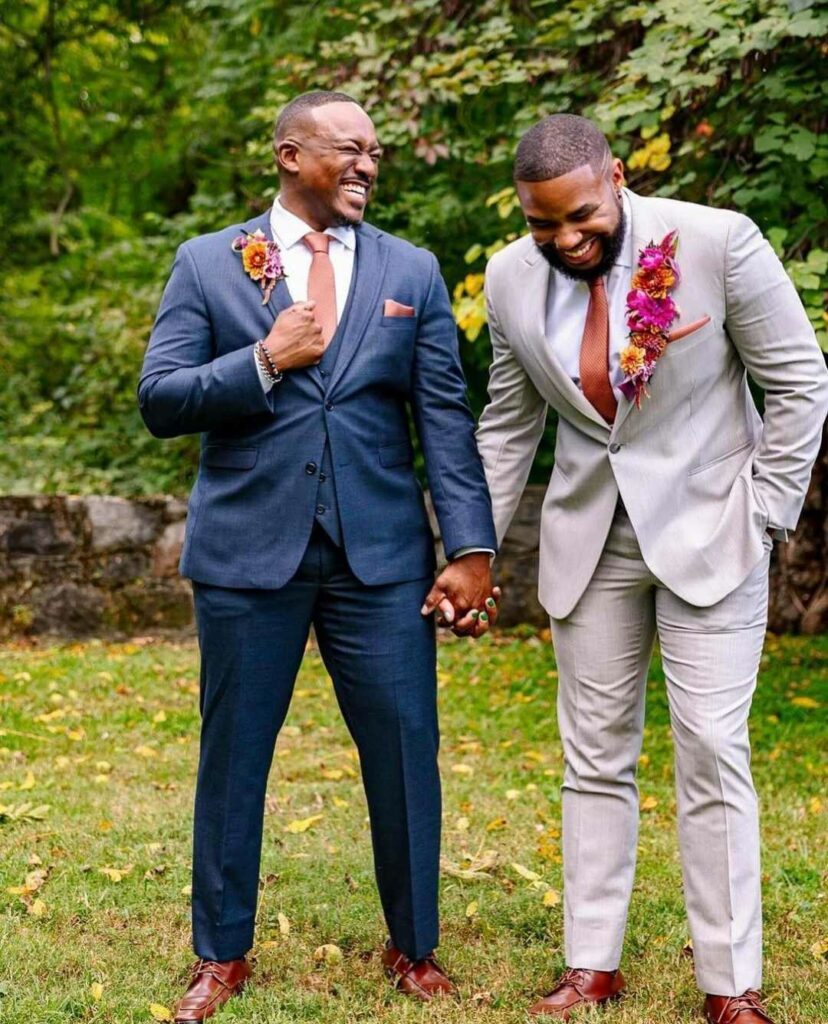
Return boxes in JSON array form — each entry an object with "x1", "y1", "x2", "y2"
[
  {"x1": 273, "y1": 90, "x2": 361, "y2": 150},
  {"x1": 514, "y1": 114, "x2": 611, "y2": 182}
]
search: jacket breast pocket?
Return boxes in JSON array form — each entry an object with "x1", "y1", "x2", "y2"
[
  {"x1": 379, "y1": 441, "x2": 414, "y2": 468},
  {"x1": 202, "y1": 446, "x2": 258, "y2": 470},
  {"x1": 379, "y1": 314, "x2": 418, "y2": 328}
]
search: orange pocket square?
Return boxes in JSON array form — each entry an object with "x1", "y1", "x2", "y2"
[
  {"x1": 667, "y1": 315, "x2": 711, "y2": 343},
  {"x1": 383, "y1": 299, "x2": 416, "y2": 318}
]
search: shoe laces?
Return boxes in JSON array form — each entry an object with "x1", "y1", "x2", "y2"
[
  {"x1": 716, "y1": 991, "x2": 771, "y2": 1023},
  {"x1": 558, "y1": 968, "x2": 589, "y2": 993}
]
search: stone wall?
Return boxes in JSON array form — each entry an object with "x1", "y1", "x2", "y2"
[{"x1": 1, "y1": 481, "x2": 825, "y2": 638}]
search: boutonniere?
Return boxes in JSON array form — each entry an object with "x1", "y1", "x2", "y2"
[
  {"x1": 231, "y1": 229, "x2": 286, "y2": 305},
  {"x1": 618, "y1": 230, "x2": 680, "y2": 408}
]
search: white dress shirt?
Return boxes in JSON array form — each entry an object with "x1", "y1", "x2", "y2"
[
  {"x1": 254, "y1": 196, "x2": 356, "y2": 392},
  {"x1": 545, "y1": 191, "x2": 633, "y2": 400}
]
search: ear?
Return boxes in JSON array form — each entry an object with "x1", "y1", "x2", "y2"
[
  {"x1": 610, "y1": 156, "x2": 626, "y2": 190},
  {"x1": 276, "y1": 138, "x2": 301, "y2": 176}
]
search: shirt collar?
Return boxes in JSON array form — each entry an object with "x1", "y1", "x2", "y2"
[{"x1": 270, "y1": 195, "x2": 356, "y2": 251}]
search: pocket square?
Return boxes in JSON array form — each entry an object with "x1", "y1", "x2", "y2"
[
  {"x1": 667, "y1": 314, "x2": 712, "y2": 343},
  {"x1": 383, "y1": 299, "x2": 416, "y2": 318}
]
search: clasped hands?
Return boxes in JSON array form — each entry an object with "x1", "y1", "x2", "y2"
[{"x1": 420, "y1": 552, "x2": 500, "y2": 638}]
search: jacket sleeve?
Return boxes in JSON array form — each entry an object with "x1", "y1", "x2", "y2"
[
  {"x1": 475, "y1": 268, "x2": 548, "y2": 547},
  {"x1": 410, "y1": 252, "x2": 498, "y2": 559},
  {"x1": 724, "y1": 214, "x2": 828, "y2": 532},
  {"x1": 137, "y1": 242, "x2": 273, "y2": 438}
]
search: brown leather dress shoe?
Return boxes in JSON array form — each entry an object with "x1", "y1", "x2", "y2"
[
  {"x1": 529, "y1": 967, "x2": 626, "y2": 1018},
  {"x1": 381, "y1": 942, "x2": 458, "y2": 1001},
  {"x1": 174, "y1": 958, "x2": 251, "y2": 1022},
  {"x1": 704, "y1": 991, "x2": 775, "y2": 1023}
]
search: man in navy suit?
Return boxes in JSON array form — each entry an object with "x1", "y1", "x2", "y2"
[{"x1": 139, "y1": 91, "x2": 498, "y2": 1021}]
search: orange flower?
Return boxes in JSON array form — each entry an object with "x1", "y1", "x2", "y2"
[
  {"x1": 632, "y1": 265, "x2": 676, "y2": 298},
  {"x1": 242, "y1": 242, "x2": 268, "y2": 281},
  {"x1": 620, "y1": 345, "x2": 646, "y2": 376}
]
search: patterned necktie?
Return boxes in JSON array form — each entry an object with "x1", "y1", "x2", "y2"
[
  {"x1": 303, "y1": 231, "x2": 337, "y2": 346},
  {"x1": 579, "y1": 275, "x2": 617, "y2": 423}
]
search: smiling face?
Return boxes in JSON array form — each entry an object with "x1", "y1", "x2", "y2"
[
  {"x1": 276, "y1": 102, "x2": 381, "y2": 229},
  {"x1": 516, "y1": 158, "x2": 626, "y2": 281}
]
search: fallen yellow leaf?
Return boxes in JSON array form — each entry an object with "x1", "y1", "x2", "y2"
[
  {"x1": 149, "y1": 1003, "x2": 172, "y2": 1022},
  {"x1": 332, "y1": 797, "x2": 349, "y2": 809},
  {"x1": 511, "y1": 863, "x2": 541, "y2": 882},
  {"x1": 485, "y1": 817, "x2": 507, "y2": 831},
  {"x1": 790, "y1": 696, "x2": 819, "y2": 709},
  {"x1": 321, "y1": 769, "x2": 344, "y2": 781},
  {"x1": 28, "y1": 898, "x2": 47, "y2": 917},
  {"x1": 505, "y1": 789, "x2": 520, "y2": 801},
  {"x1": 641, "y1": 796, "x2": 659, "y2": 811},
  {"x1": 99, "y1": 865, "x2": 133, "y2": 883},
  {"x1": 278, "y1": 912, "x2": 290, "y2": 935},
  {"x1": 90, "y1": 982, "x2": 104, "y2": 1001},
  {"x1": 542, "y1": 888, "x2": 561, "y2": 907},
  {"x1": 153, "y1": 710, "x2": 167, "y2": 724},
  {"x1": 19, "y1": 771, "x2": 35, "y2": 791},
  {"x1": 134, "y1": 745, "x2": 158, "y2": 759},
  {"x1": 810, "y1": 938, "x2": 828, "y2": 960},
  {"x1": 809, "y1": 797, "x2": 823, "y2": 814},
  {"x1": 314, "y1": 943, "x2": 343, "y2": 963},
  {"x1": 285, "y1": 815, "x2": 323, "y2": 834},
  {"x1": 451, "y1": 764, "x2": 474, "y2": 775}
]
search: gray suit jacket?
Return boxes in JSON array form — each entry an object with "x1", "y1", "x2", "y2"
[{"x1": 477, "y1": 189, "x2": 828, "y2": 618}]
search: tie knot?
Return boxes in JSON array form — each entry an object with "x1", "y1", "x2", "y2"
[
  {"x1": 588, "y1": 275, "x2": 606, "y2": 295},
  {"x1": 303, "y1": 231, "x2": 330, "y2": 255}
]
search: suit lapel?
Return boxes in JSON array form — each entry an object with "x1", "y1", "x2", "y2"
[
  {"x1": 518, "y1": 246, "x2": 611, "y2": 434},
  {"x1": 326, "y1": 225, "x2": 388, "y2": 396},
  {"x1": 238, "y1": 211, "x2": 324, "y2": 391}
]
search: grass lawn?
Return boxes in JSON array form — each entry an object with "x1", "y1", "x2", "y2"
[{"x1": 0, "y1": 630, "x2": 826, "y2": 1023}]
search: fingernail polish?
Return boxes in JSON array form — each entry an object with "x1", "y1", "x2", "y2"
[
  {"x1": 486, "y1": 598, "x2": 496, "y2": 608},
  {"x1": 479, "y1": 612, "x2": 488, "y2": 623}
]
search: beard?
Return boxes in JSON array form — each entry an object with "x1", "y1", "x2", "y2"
[{"x1": 539, "y1": 204, "x2": 627, "y2": 283}]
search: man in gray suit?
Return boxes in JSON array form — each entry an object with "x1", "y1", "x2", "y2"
[{"x1": 476, "y1": 114, "x2": 828, "y2": 1022}]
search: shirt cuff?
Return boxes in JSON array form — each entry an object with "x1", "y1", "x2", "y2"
[
  {"x1": 451, "y1": 547, "x2": 496, "y2": 560},
  {"x1": 253, "y1": 345, "x2": 276, "y2": 394}
]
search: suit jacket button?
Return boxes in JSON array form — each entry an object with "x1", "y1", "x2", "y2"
[
  {"x1": 609, "y1": 442, "x2": 622, "y2": 454},
  {"x1": 325, "y1": 400, "x2": 334, "y2": 411},
  {"x1": 316, "y1": 505, "x2": 326, "y2": 515},
  {"x1": 305, "y1": 462, "x2": 317, "y2": 475}
]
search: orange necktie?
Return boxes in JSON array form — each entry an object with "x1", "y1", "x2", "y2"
[
  {"x1": 579, "y1": 275, "x2": 617, "y2": 423},
  {"x1": 303, "y1": 231, "x2": 337, "y2": 346}
]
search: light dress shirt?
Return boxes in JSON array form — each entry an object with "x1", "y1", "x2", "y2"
[
  {"x1": 544, "y1": 191, "x2": 633, "y2": 402},
  {"x1": 254, "y1": 195, "x2": 355, "y2": 392},
  {"x1": 254, "y1": 196, "x2": 492, "y2": 561}
]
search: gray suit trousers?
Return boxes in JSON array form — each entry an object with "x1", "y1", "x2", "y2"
[{"x1": 552, "y1": 505, "x2": 770, "y2": 995}]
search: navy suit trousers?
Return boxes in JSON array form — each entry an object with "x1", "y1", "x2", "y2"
[{"x1": 191, "y1": 527, "x2": 440, "y2": 961}]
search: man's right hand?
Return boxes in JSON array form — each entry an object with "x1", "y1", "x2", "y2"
[{"x1": 262, "y1": 301, "x2": 325, "y2": 371}]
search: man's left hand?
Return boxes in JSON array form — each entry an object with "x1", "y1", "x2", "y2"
[{"x1": 420, "y1": 553, "x2": 499, "y2": 638}]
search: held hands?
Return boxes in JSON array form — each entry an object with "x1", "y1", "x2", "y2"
[
  {"x1": 262, "y1": 301, "x2": 325, "y2": 371},
  {"x1": 420, "y1": 552, "x2": 501, "y2": 639}
]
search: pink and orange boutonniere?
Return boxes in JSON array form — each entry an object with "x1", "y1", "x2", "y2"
[
  {"x1": 231, "y1": 228, "x2": 285, "y2": 305},
  {"x1": 619, "y1": 230, "x2": 680, "y2": 408}
]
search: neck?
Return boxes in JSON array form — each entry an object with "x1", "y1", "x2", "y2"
[{"x1": 278, "y1": 190, "x2": 329, "y2": 232}]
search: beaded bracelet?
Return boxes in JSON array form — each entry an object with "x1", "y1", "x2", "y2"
[{"x1": 255, "y1": 339, "x2": 283, "y2": 384}]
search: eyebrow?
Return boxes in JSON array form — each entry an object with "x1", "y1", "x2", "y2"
[{"x1": 526, "y1": 202, "x2": 600, "y2": 225}]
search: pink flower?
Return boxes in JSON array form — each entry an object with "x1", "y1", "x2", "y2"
[
  {"x1": 231, "y1": 234, "x2": 249, "y2": 252},
  {"x1": 264, "y1": 245, "x2": 283, "y2": 280},
  {"x1": 626, "y1": 291, "x2": 677, "y2": 332}
]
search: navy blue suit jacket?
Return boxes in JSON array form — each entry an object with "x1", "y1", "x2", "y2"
[{"x1": 139, "y1": 211, "x2": 497, "y2": 589}]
